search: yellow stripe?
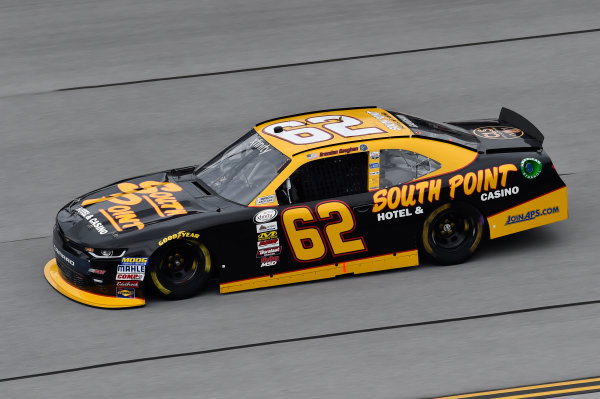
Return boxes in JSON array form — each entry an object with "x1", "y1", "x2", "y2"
[
  {"x1": 487, "y1": 186, "x2": 568, "y2": 239},
  {"x1": 220, "y1": 250, "x2": 418, "y2": 293},
  {"x1": 142, "y1": 195, "x2": 165, "y2": 217},
  {"x1": 44, "y1": 259, "x2": 145, "y2": 308},
  {"x1": 500, "y1": 385, "x2": 600, "y2": 399},
  {"x1": 99, "y1": 208, "x2": 123, "y2": 232},
  {"x1": 436, "y1": 377, "x2": 600, "y2": 398}
]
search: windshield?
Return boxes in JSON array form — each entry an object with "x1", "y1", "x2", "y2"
[{"x1": 194, "y1": 131, "x2": 290, "y2": 204}]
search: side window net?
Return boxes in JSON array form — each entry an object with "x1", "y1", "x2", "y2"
[
  {"x1": 277, "y1": 152, "x2": 368, "y2": 204},
  {"x1": 379, "y1": 150, "x2": 441, "y2": 188}
]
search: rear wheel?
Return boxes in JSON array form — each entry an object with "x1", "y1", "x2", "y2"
[
  {"x1": 149, "y1": 240, "x2": 211, "y2": 299},
  {"x1": 421, "y1": 203, "x2": 484, "y2": 265}
]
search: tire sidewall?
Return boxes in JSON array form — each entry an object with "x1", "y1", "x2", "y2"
[
  {"x1": 149, "y1": 240, "x2": 211, "y2": 299},
  {"x1": 421, "y1": 202, "x2": 484, "y2": 265}
]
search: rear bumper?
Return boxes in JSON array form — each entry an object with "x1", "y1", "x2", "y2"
[
  {"x1": 44, "y1": 259, "x2": 145, "y2": 308},
  {"x1": 487, "y1": 186, "x2": 568, "y2": 239}
]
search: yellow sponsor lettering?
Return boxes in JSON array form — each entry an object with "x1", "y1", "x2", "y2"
[
  {"x1": 372, "y1": 189, "x2": 388, "y2": 213},
  {"x1": 401, "y1": 185, "x2": 416, "y2": 207},
  {"x1": 484, "y1": 167, "x2": 498, "y2": 191},
  {"x1": 428, "y1": 179, "x2": 442, "y2": 202},
  {"x1": 371, "y1": 164, "x2": 517, "y2": 212},
  {"x1": 463, "y1": 172, "x2": 477, "y2": 196},
  {"x1": 415, "y1": 181, "x2": 429, "y2": 204},
  {"x1": 448, "y1": 174, "x2": 464, "y2": 200},
  {"x1": 388, "y1": 187, "x2": 401, "y2": 210},
  {"x1": 499, "y1": 163, "x2": 518, "y2": 186}
]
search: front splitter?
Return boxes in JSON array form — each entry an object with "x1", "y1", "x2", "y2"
[{"x1": 44, "y1": 259, "x2": 145, "y2": 308}]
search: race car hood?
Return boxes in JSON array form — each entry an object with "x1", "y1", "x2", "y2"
[{"x1": 57, "y1": 169, "x2": 227, "y2": 242}]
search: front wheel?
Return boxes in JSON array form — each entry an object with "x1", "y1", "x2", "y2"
[
  {"x1": 421, "y1": 203, "x2": 484, "y2": 265},
  {"x1": 149, "y1": 240, "x2": 211, "y2": 299}
]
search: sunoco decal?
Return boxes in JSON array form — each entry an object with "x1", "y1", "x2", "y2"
[{"x1": 116, "y1": 288, "x2": 135, "y2": 299}]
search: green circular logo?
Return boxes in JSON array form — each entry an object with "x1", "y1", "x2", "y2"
[{"x1": 521, "y1": 158, "x2": 542, "y2": 179}]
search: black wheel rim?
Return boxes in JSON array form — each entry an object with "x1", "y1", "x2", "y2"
[
  {"x1": 430, "y1": 210, "x2": 473, "y2": 250},
  {"x1": 158, "y1": 242, "x2": 201, "y2": 285}
]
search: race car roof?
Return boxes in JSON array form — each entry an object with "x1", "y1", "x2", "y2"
[{"x1": 254, "y1": 107, "x2": 412, "y2": 156}]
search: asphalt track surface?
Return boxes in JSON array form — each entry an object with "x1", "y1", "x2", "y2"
[{"x1": 1, "y1": 1, "x2": 600, "y2": 398}]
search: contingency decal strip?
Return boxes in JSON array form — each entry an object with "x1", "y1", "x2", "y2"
[
  {"x1": 487, "y1": 186, "x2": 568, "y2": 239},
  {"x1": 220, "y1": 250, "x2": 419, "y2": 294},
  {"x1": 434, "y1": 375, "x2": 600, "y2": 398},
  {"x1": 44, "y1": 259, "x2": 145, "y2": 308}
]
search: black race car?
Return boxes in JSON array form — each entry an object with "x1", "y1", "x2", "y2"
[{"x1": 45, "y1": 107, "x2": 568, "y2": 308}]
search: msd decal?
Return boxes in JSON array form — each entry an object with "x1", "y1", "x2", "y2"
[{"x1": 260, "y1": 256, "x2": 279, "y2": 267}]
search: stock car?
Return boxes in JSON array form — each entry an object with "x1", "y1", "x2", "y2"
[{"x1": 45, "y1": 107, "x2": 568, "y2": 308}]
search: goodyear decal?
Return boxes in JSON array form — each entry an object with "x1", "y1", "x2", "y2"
[{"x1": 158, "y1": 231, "x2": 200, "y2": 246}]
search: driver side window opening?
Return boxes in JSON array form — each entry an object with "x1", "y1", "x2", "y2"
[
  {"x1": 379, "y1": 149, "x2": 441, "y2": 188},
  {"x1": 277, "y1": 152, "x2": 368, "y2": 204}
]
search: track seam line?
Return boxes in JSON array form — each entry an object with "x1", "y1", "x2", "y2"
[
  {"x1": 55, "y1": 27, "x2": 600, "y2": 92},
  {"x1": 3, "y1": 298, "x2": 600, "y2": 383},
  {"x1": 0, "y1": 235, "x2": 50, "y2": 244}
]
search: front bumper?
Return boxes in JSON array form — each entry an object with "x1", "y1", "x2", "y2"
[{"x1": 44, "y1": 259, "x2": 145, "y2": 308}]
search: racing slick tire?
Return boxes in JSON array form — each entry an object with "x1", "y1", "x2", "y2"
[
  {"x1": 149, "y1": 240, "x2": 212, "y2": 299},
  {"x1": 421, "y1": 202, "x2": 484, "y2": 265}
]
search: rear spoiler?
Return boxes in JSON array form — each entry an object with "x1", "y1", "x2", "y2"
[{"x1": 499, "y1": 107, "x2": 544, "y2": 147}]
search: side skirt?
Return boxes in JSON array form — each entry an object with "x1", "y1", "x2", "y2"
[{"x1": 220, "y1": 250, "x2": 419, "y2": 294}]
